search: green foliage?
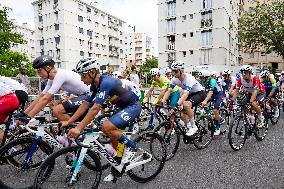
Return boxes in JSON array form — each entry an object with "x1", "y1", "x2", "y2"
[
  {"x1": 0, "y1": 6, "x2": 35, "y2": 77},
  {"x1": 238, "y1": 0, "x2": 284, "y2": 58},
  {"x1": 140, "y1": 57, "x2": 158, "y2": 73},
  {"x1": 0, "y1": 50, "x2": 36, "y2": 77}
]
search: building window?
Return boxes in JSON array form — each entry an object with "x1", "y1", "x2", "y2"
[
  {"x1": 87, "y1": 30, "x2": 92, "y2": 37},
  {"x1": 40, "y1": 51, "x2": 44, "y2": 55},
  {"x1": 190, "y1": 14, "x2": 193, "y2": 19},
  {"x1": 80, "y1": 51, "x2": 84, "y2": 56},
  {"x1": 167, "y1": 2, "x2": 176, "y2": 16},
  {"x1": 182, "y1": 15, "x2": 186, "y2": 21},
  {"x1": 190, "y1": 50, "x2": 193, "y2": 55},
  {"x1": 57, "y1": 62, "x2": 61, "y2": 68},
  {"x1": 201, "y1": 49, "x2": 212, "y2": 65},
  {"x1": 182, "y1": 33, "x2": 186, "y2": 38},
  {"x1": 201, "y1": 30, "x2": 212, "y2": 46},
  {"x1": 168, "y1": 52, "x2": 176, "y2": 62},
  {"x1": 54, "y1": 24, "x2": 59, "y2": 30},
  {"x1": 249, "y1": 52, "x2": 254, "y2": 59},
  {"x1": 79, "y1": 27, "x2": 83, "y2": 34},
  {"x1": 39, "y1": 16, "x2": 43, "y2": 22},
  {"x1": 260, "y1": 52, "x2": 266, "y2": 56},
  {"x1": 54, "y1": 0, "x2": 58, "y2": 4},
  {"x1": 40, "y1": 39, "x2": 44, "y2": 46},
  {"x1": 55, "y1": 37, "x2": 60, "y2": 44},
  {"x1": 78, "y1": 15, "x2": 83, "y2": 22},
  {"x1": 203, "y1": 0, "x2": 212, "y2": 9},
  {"x1": 271, "y1": 51, "x2": 278, "y2": 57},
  {"x1": 182, "y1": 51, "x2": 186, "y2": 57},
  {"x1": 201, "y1": 11, "x2": 212, "y2": 27},
  {"x1": 272, "y1": 63, "x2": 278, "y2": 69},
  {"x1": 38, "y1": 3, "x2": 42, "y2": 10},
  {"x1": 87, "y1": 7, "x2": 91, "y2": 13},
  {"x1": 190, "y1": 32, "x2": 193, "y2": 37},
  {"x1": 167, "y1": 19, "x2": 176, "y2": 33},
  {"x1": 88, "y1": 52, "x2": 92, "y2": 57},
  {"x1": 79, "y1": 39, "x2": 84, "y2": 45}
]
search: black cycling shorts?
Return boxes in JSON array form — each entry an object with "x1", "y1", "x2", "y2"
[
  {"x1": 245, "y1": 93, "x2": 266, "y2": 103},
  {"x1": 15, "y1": 90, "x2": 28, "y2": 110},
  {"x1": 187, "y1": 91, "x2": 207, "y2": 107},
  {"x1": 62, "y1": 94, "x2": 89, "y2": 121}
]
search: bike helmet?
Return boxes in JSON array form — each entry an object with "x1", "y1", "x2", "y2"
[
  {"x1": 200, "y1": 69, "x2": 211, "y2": 77},
  {"x1": 259, "y1": 70, "x2": 270, "y2": 78},
  {"x1": 240, "y1": 65, "x2": 253, "y2": 73},
  {"x1": 74, "y1": 58, "x2": 100, "y2": 74},
  {"x1": 171, "y1": 61, "x2": 184, "y2": 71},
  {"x1": 166, "y1": 68, "x2": 172, "y2": 73},
  {"x1": 113, "y1": 71, "x2": 123, "y2": 79},
  {"x1": 222, "y1": 69, "x2": 232, "y2": 75},
  {"x1": 149, "y1": 68, "x2": 160, "y2": 76},
  {"x1": 236, "y1": 72, "x2": 241, "y2": 79},
  {"x1": 32, "y1": 55, "x2": 55, "y2": 69}
]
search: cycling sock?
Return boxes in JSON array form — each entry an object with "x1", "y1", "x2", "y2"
[
  {"x1": 189, "y1": 117, "x2": 195, "y2": 128},
  {"x1": 214, "y1": 120, "x2": 220, "y2": 129},
  {"x1": 119, "y1": 135, "x2": 136, "y2": 150}
]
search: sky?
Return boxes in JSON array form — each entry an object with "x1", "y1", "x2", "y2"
[{"x1": 0, "y1": 0, "x2": 158, "y2": 55}]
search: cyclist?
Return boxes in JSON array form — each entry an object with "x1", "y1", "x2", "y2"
[
  {"x1": 162, "y1": 61, "x2": 206, "y2": 136},
  {"x1": 0, "y1": 75, "x2": 28, "y2": 110},
  {"x1": 67, "y1": 59, "x2": 141, "y2": 165},
  {"x1": 0, "y1": 82, "x2": 19, "y2": 141},
  {"x1": 143, "y1": 68, "x2": 180, "y2": 107},
  {"x1": 199, "y1": 69, "x2": 223, "y2": 135},
  {"x1": 221, "y1": 69, "x2": 236, "y2": 93},
  {"x1": 259, "y1": 70, "x2": 279, "y2": 117},
  {"x1": 165, "y1": 68, "x2": 172, "y2": 80},
  {"x1": 16, "y1": 55, "x2": 90, "y2": 122},
  {"x1": 231, "y1": 65, "x2": 266, "y2": 127}
]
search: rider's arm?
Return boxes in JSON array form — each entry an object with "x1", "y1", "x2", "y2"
[
  {"x1": 203, "y1": 79, "x2": 215, "y2": 103},
  {"x1": 66, "y1": 101, "x2": 90, "y2": 125},
  {"x1": 27, "y1": 93, "x2": 54, "y2": 117},
  {"x1": 232, "y1": 78, "x2": 241, "y2": 102},
  {"x1": 268, "y1": 77, "x2": 277, "y2": 97},
  {"x1": 203, "y1": 91, "x2": 213, "y2": 103},
  {"x1": 177, "y1": 91, "x2": 189, "y2": 106},
  {"x1": 25, "y1": 93, "x2": 45, "y2": 114},
  {"x1": 145, "y1": 87, "x2": 154, "y2": 100},
  {"x1": 250, "y1": 90, "x2": 257, "y2": 102},
  {"x1": 75, "y1": 103, "x2": 101, "y2": 131}
]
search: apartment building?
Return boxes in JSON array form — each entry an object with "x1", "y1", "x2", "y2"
[
  {"x1": 124, "y1": 32, "x2": 153, "y2": 68},
  {"x1": 11, "y1": 21, "x2": 36, "y2": 61},
  {"x1": 241, "y1": 0, "x2": 283, "y2": 72},
  {"x1": 158, "y1": 0, "x2": 243, "y2": 72},
  {"x1": 32, "y1": 0, "x2": 126, "y2": 71}
]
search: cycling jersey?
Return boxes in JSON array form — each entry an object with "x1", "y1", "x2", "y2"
[
  {"x1": 261, "y1": 76, "x2": 278, "y2": 93},
  {"x1": 200, "y1": 78, "x2": 222, "y2": 95},
  {"x1": 0, "y1": 82, "x2": 14, "y2": 97},
  {"x1": 86, "y1": 75, "x2": 139, "y2": 108},
  {"x1": 42, "y1": 69, "x2": 89, "y2": 95},
  {"x1": 170, "y1": 73, "x2": 204, "y2": 94},
  {"x1": 236, "y1": 75, "x2": 265, "y2": 94},
  {"x1": 0, "y1": 76, "x2": 28, "y2": 93},
  {"x1": 151, "y1": 76, "x2": 179, "y2": 92},
  {"x1": 221, "y1": 76, "x2": 236, "y2": 91},
  {"x1": 121, "y1": 79, "x2": 141, "y2": 98}
]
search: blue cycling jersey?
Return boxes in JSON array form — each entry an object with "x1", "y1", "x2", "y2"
[
  {"x1": 201, "y1": 78, "x2": 222, "y2": 96},
  {"x1": 86, "y1": 75, "x2": 139, "y2": 108}
]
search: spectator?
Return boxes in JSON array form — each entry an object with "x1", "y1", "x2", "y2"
[
  {"x1": 129, "y1": 65, "x2": 140, "y2": 87},
  {"x1": 16, "y1": 66, "x2": 31, "y2": 93}
]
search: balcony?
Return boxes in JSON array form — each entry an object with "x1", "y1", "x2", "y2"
[
  {"x1": 201, "y1": 19, "x2": 212, "y2": 28},
  {"x1": 168, "y1": 42, "x2": 175, "y2": 51},
  {"x1": 53, "y1": 3, "x2": 59, "y2": 12},
  {"x1": 109, "y1": 51, "x2": 119, "y2": 57}
]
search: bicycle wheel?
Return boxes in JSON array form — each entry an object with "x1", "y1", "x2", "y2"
[
  {"x1": 127, "y1": 132, "x2": 166, "y2": 183},
  {"x1": 219, "y1": 108, "x2": 230, "y2": 135},
  {"x1": 0, "y1": 137, "x2": 53, "y2": 189},
  {"x1": 33, "y1": 146, "x2": 102, "y2": 189},
  {"x1": 193, "y1": 115, "x2": 214, "y2": 149},
  {"x1": 153, "y1": 121, "x2": 180, "y2": 160},
  {"x1": 228, "y1": 115, "x2": 247, "y2": 151}
]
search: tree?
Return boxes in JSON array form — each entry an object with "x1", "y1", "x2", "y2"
[
  {"x1": 140, "y1": 57, "x2": 158, "y2": 73},
  {"x1": 238, "y1": 0, "x2": 284, "y2": 58},
  {"x1": 0, "y1": 6, "x2": 36, "y2": 77}
]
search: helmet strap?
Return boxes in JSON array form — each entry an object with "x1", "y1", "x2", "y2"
[{"x1": 44, "y1": 65, "x2": 54, "y2": 79}]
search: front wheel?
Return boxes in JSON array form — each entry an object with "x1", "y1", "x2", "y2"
[
  {"x1": 193, "y1": 115, "x2": 214, "y2": 149},
  {"x1": 228, "y1": 116, "x2": 247, "y2": 151},
  {"x1": 127, "y1": 132, "x2": 167, "y2": 183}
]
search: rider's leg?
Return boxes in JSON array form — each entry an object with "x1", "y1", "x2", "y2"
[{"x1": 53, "y1": 104, "x2": 70, "y2": 121}]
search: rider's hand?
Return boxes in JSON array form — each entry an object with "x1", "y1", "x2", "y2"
[
  {"x1": 153, "y1": 98, "x2": 159, "y2": 106},
  {"x1": 68, "y1": 127, "x2": 81, "y2": 139},
  {"x1": 61, "y1": 121, "x2": 70, "y2": 129},
  {"x1": 201, "y1": 101, "x2": 207, "y2": 107},
  {"x1": 177, "y1": 104, "x2": 184, "y2": 111},
  {"x1": 142, "y1": 98, "x2": 148, "y2": 104}
]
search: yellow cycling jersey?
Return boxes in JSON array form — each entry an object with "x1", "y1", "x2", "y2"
[{"x1": 151, "y1": 76, "x2": 179, "y2": 92}]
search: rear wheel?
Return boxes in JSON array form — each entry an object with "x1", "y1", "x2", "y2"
[
  {"x1": 193, "y1": 116, "x2": 214, "y2": 149},
  {"x1": 228, "y1": 116, "x2": 247, "y2": 151}
]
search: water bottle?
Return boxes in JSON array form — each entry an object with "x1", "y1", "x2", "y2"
[
  {"x1": 247, "y1": 114, "x2": 255, "y2": 124},
  {"x1": 105, "y1": 144, "x2": 117, "y2": 157},
  {"x1": 177, "y1": 118, "x2": 185, "y2": 127},
  {"x1": 132, "y1": 123, "x2": 139, "y2": 135},
  {"x1": 56, "y1": 135, "x2": 69, "y2": 146}
]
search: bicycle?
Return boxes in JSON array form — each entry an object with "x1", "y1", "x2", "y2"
[
  {"x1": 154, "y1": 104, "x2": 214, "y2": 160},
  {"x1": 33, "y1": 125, "x2": 167, "y2": 188},
  {"x1": 228, "y1": 95, "x2": 269, "y2": 151},
  {"x1": 263, "y1": 97, "x2": 281, "y2": 125}
]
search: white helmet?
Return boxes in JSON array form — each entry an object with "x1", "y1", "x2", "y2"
[
  {"x1": 171, "y1": 61, "x2": 184, "y2": 71},
  {"x1": 74, "y1": 58, "x2": 100, "y2": 74},
  {"x1": 223, "y1": 69, "x2": 232, "y2": 75},
  {"x1": 259, "y1": 70, "x2": 270, "y2": 78},
  {"x1": 240, "y1": 65, "x2": 253, "y2": 73},
  {"x1": 113, "y1": 71, "x2": 123, "y2": 79},
  {"x1": 166, "y1": 68, "x2": 172, "y2": 73},
  {"x1": 200, "y1": 69, "x2": 211, "y2": 77},
  {"x1": 211, "y1": 71, "x2": 217, "y2": 77},
  {"x1": 281, "y1": 71, "x2": 284, "y2": 74},
  {"x1": 149, "y1": 68, "x2": 160, "y2": 76}
]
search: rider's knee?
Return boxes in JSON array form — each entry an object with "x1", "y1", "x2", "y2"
[{"x1": 52, "y1": 104, "x2": 65, "y2": 117}]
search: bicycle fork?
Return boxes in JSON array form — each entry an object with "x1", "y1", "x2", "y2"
[{"x1": 23, "y1": 136, "x2": 41, "y2": 169}]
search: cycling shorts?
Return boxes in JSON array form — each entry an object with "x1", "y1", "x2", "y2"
[
  {"x1": 245, "y1": 93, "x2": 266, "y2": 104},
  {"x1": 168, "y1": 90, "x2": 180, "y2": 108},
  {"x1": 212, "y1": 91, "x2": 224, "y2": 110},
  {"x1": 0, "y1": 93, "x2": 19, "y2": 123},
  {"x1": 62, "y1": 94, "x2": 89, "y2": 121},
  {"x1": 109, "y1": 101, "x2": 142, "y2": 130},
  {"x1": 15, "y1": 90, "x2": 28, "y2": 110},
  {"x1": 187, "y1": 91, "x2": 207, "y2": 107}
]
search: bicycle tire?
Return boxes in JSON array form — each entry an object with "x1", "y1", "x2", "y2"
[
  {"x1": 127, "y1": 132, "x2": 166, "y2": 183},
  {"x1": 153, "y1": 121, "x2": 180, "y2": 161},
  {"x1": 33, "y1": 146, "x2": 102, "y2": 189},
  {"x1": 0, "y1": 137, "x2": 53, "y2": 189},
  {"x1": 228, "y1": 115, "x2": 247, "y2": 151},
  {"x1": 219, "y1": 108, "x2": 230, "y2": 135},
  {"x1": 193, "y1": 115, "x2": 214, "y2": 149},
  {"x1": 254, "y1": 115, "x2": 269, "y2": 141}
]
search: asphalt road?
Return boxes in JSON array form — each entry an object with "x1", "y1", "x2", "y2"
[{"x1": 1, "y1": 114, "x2": 284, "y2": 189}]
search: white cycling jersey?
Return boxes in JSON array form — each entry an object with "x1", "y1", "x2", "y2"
[
  {"x1": 170, "y1": 73, "x2": 204, "y2": 93},
  {"x1": 121, "y1": 79, "x2": 141, "y2": 98},
  {"x1": 0, "y1": 76, "x2": 28, "y2": 93},
  {"x1": 0, "y1": 82, "x2": 14, "y2": 97},
  {"x1": 42, "y1": 69, "x2": 89, "y2": 95}
]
